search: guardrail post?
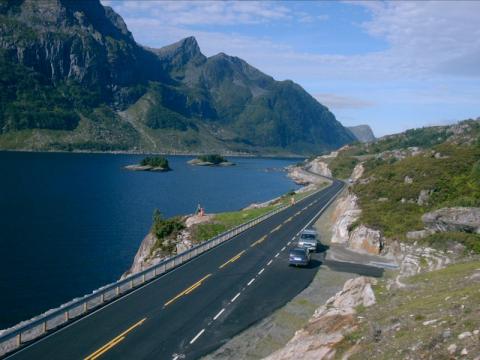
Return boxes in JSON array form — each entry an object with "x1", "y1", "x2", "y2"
[
  {"x1": 64, "y1": 311, "x2": 69, "y2": 322},
  {"x1": 116, "y1": 286, "x2": 120, "y2": 296},
  {"x1": 101, "y1": 293, "x2": 105, "y2": 303},
  {"x1": 43, "y1": 322, "x2": 47, "y2": 334},
  {"x1": 142, "y1": 274, "x2": 145, "y2": 283},
  {"x1": 83, "y1": 302, "x2": 87, "y2": 312},
  {"x1": 130, "y1": 279, "x2": 133, "y2": 289},
  {"x1": 17, "y1": 333, "x2": 21, "y2": 346}
]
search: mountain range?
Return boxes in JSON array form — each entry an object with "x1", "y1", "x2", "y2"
[{"x1": 0, "y1": 0, "x2": 357, "y2": 155}]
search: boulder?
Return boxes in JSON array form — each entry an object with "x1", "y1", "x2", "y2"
[
  {"x1": 417, "y1": 189, "x2": 432, "y2": 206},
  {"x1": 348, "y1": 225, "x2": 383, "y2": 255},
  {"x1": 422, "y1": 207, "x2": 480, "y2": 233}
]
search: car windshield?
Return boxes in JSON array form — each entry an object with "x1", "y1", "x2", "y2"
[
  {"x1": 290, "y1": 250, "x2": 306, "y2": 256},
  {"x1": 301, "y1": 233, "x2": 315, "y2": 240}
]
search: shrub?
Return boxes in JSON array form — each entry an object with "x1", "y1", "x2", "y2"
[
  {"x1": 198, "y1": 154, "x2": 226, "y2": 164},
  {"x1": 151, "y1": 210, "x2": 185, "y2": 254},
  {"x1": 141, "y1": 156, "x2": 170, "y2": 169}
]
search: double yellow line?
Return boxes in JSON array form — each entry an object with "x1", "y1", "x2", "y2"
[
  {"x1": 164, "y1": 274, "x2": 212, "y2": 307},
  {"x1": 250, "y1": 235, "x2": 267, "y2": 248},
  {"x1": 84, "y1": 318, "x2": 147, "y2": 360},
  {"x1": 270, "y1": 224, "x2": 282, "y2": 234},
  {"x1": 219, "y1": 250, "x2": 246, "y2": 269}
]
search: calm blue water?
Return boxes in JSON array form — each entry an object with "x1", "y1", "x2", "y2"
[{"x1": 0, "y1": 152, "x2": 299, "y2": 329}]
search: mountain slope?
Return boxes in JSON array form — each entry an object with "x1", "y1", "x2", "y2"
[
  {"x1": 347, "y1": 125, "x2": 376, "y2": 143},
  {"x1": 0, "y1": 0, "x2": 355, "y2": 155}
]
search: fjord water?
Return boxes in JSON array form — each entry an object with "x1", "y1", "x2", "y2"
[{"x1": 0, "y1": 152, "x2": 299, "y2": 329}]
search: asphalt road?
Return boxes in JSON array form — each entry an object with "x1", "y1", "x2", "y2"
[{"x1": 6, "y1": 180, "x2": 380, "y2": 360}]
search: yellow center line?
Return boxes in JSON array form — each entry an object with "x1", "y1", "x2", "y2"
[
  {"x1": 270, "y1": 224, "x2": 282, "y2": 233},
  {"x1": 84, "y1": 318, "x2": 146, "y2": 360},
  {"x1": 88, "y1": 337, "x2": 125, "y2": 360},
  {"x1": 250, "y1": 235, "x2": 267, "y2": 247},
  {"x1": 164, "y1": 274, "x2": 212, "y2": 307},
  {"x1": 218, "y1": 250, "x2": 246, "y2": 269}
]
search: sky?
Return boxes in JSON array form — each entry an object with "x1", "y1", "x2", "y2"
[{"x1": 101, "y1": 0, "x2": 480, "y2": 137}]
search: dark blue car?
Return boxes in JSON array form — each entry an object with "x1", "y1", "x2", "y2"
[{"x1": 288, "y1": 247, "x2": 311, "y2": 267}]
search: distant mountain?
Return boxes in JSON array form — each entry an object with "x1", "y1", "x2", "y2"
[
  {"x1": 0, "y1": 0, "x2": 355, "y2": 155},
  {"x1": 347, "y1": 125, "x2": 376, "y2": 143}
]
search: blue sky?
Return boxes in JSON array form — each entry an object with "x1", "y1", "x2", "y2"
[{"x1": 102, "y1": 1, "x2": 480, "y2": 137}]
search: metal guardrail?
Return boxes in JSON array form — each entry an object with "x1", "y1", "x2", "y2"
[{"x1": 0, "y1": 186, "x2": 326, "y2": 357}]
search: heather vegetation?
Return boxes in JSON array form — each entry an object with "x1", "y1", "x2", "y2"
[
  {"x1": 329, "y1": 156, "x2": 359, "y2": 179},
  {"x1": 353, "y1": 143, "x2": 480, "y2": 239}
]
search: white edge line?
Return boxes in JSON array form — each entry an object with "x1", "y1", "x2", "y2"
[
  {"x1": 281, "y1": 246, "x2": 286, "y2": 251},
  {"x1": 275, "y1": 253, "x2": 280, "y2": 258},
  {"x1": 267, "y1": 260, "x2": 273, "y2": 266},
  {"x1": 247, "y1": 278, "x2": 255, "y2": 286},
  {"x1": 231, "y1": 293, "x2": 241, "y2": 302},
  {"x1": 213, "y1": 308, "x2": 225, "y2": 321},
  {"x1": 258, "y1": 268, "x2": 265, "y2": 275},
  {"x1": 190, "y1": 329, "x2": 205, "y2": 344}
]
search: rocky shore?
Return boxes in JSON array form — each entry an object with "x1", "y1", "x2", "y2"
[
  {"x1": 124, "y1": 164, "x2": 170, "y2": 171},
  {"x1": 187, "y1": 159, "x2": 235, "y2": 166}
]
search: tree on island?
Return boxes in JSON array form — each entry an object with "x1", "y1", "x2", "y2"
[
  {"x1": 198, "y1": 154, "x2": 227, "y2": 164},
  {"x1": 141, "y1": 156, "x2": 170, "y2": 169}
]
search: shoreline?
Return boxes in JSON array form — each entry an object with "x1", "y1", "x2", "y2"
[
  {"x1": 124, "y1": 166, "x2": 329, "y2": 276},
  {"x1": 0, "y1": 148, "x2": 308, "y2": 159}
]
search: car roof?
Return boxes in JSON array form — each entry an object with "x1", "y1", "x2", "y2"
[
  {"x1": 301, "y1": 229, "x2": 317, "y2": 235},
  {"x1": 290, "y1": 247, "x2": 307, "y2": 252},
  {"x1": 300, "y1": 237, "x2": 316, "y2": 242}
]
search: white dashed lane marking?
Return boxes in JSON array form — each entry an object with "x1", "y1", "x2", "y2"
[
  {"x1": 190, "y1": 329, "x2": 205, "y2": 344},
  {"x1": 213, "y1": 308, "x2": 225, "y2": 321}
]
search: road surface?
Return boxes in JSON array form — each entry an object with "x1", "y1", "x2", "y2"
[{"x1": 6, "y1": 180, "x2": 381, "y2": 360}]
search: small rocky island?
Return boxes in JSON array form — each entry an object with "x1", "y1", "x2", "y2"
[
  {"x1": 125, "y1": 156, "x2": 171, "y2": 172},
  {"x1": 188, "y1": 154, "x2": 235, "y2": 166}
]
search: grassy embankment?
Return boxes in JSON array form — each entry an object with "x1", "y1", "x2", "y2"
[
  {"x1": 322, "y1": 120, "x2": 480, "y2": 253},
  {"x1": 336, "y1": 260, "x2": 480, "y2": 358},
  {"x1": 190, "y1": 188, "x2": 319, "y2": 243},
  {"x1": 146, "y1": 186, "x2": 324, "y2": 257}
]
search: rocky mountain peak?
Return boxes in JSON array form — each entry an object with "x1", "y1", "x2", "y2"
[
  {"x1": 155, "y1": 36, "x2": 205, "y2": 66},
  {"x1": 347, "y1": 124, "x2": 376, "y2": 143}
]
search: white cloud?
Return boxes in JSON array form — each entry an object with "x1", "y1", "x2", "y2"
[
  {"x1": 313, "y1": 94, "x2": 374, "y2": 110},
  {"x1": 103, "y1": 1, "x2": 292, "y2": 26},
  {"x1": 355, "y1": 1, "x2": 480, "y2": 77}
]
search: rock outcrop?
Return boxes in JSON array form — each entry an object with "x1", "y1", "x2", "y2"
[
  {"x1": 422, "y1": 207, "x2": 480, "y2": 233},
  {"x1": 350, "y1": 163, "x2": 364, "y2": 182},
  {"x1": 330, "y1": 193, "x2": 361, "y2": 244},
  {"x1": 347, "y1": 225, "x2": 383, "y2": 255},
  {"x1": 306, "y1": 158, "x2": 332, "y2": 178},
  {"x1": 389, "y1": 243, "x2": 454, "y2": 289},
  {"x1": 263, "y1": 277, "x2": 377, "y2": 360}
]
